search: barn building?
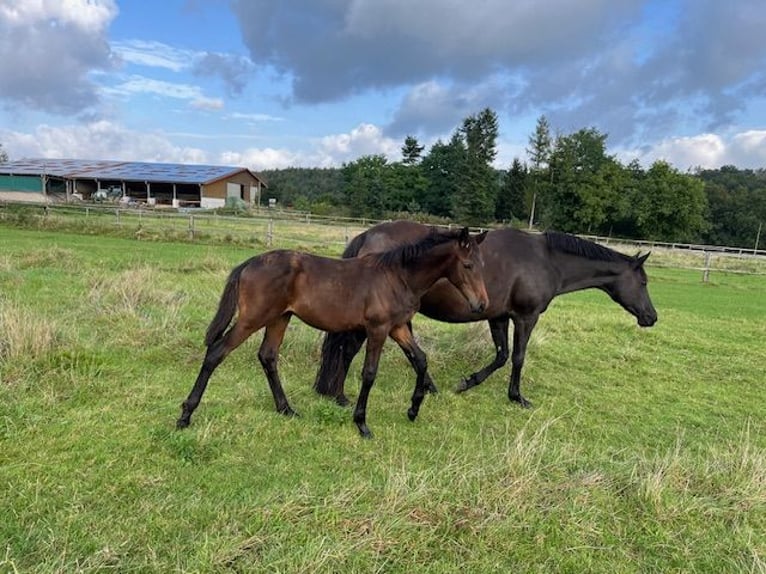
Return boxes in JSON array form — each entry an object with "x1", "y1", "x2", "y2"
[{"x1": 0, "y1": 158, "x2": 267, "y2": 208}]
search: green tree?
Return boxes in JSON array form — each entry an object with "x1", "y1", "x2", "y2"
[
  {"x1": 450, "y1": 108, "x2": 499, "y2": 224},
  {"x1": 420, "y1": 135, "x2": 467, "y2": 217},
  {"x1": 544, "y1": 127, "x2": 625, "y2": 234},
  {"x1": 697, "y1": 165, "x2": 766, "y2": 248},
  {"x1": 342, "y1": 155, "x2": 389, "y2": 218},
  {"x1": 634, "y1": 160, "x2": 708, "y2": 242},
  {"x1": 526, "y1": 115, "x2": 553, "y2": 228},
  {"x1": 496, "y1": 158, "x2": 528, "y2": 222},
  {"x1": 0, "y1": 143, "x2": 8, "y2": 163},
  {"x1": 401, "y1": 135, "x2": 425, "y2": 165}
]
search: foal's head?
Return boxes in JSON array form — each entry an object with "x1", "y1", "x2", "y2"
[{"x1": 443, "y1": 227, "x2": 489, "y2": 314}]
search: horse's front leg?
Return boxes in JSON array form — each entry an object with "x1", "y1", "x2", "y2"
[
  {"x1": 353, "y1": 330, "x2": 387, "y2": 438},
  {"x1": 388, "y1": 324, "x2": 429, "y2": 422},
  {"x1": 508, "y1": 314, "x2": 539, "y2": 408},
  {"x1": 456, "y1": 317, "x2": 509, "y2": 393}
]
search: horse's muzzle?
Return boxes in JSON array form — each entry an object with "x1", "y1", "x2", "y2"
[{"x1": 637, "y1": 311, "x2": 657, "y2": 327}]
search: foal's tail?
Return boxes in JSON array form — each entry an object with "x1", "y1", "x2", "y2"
[
  {"x1": 204, "y1": 260, "x2": 249, "y2": 347},
  {"x1": 313, "y1": 230, "x2": 370, "y2": 398}
]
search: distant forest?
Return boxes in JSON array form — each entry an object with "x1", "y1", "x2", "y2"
[{"x1": 260, "y1": 111, "x2": 765, "y2": 250}]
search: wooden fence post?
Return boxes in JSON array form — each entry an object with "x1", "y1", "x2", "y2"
[
  {"x1": 702, "y1": 251, "x2": 711, "y2": 283},
  {"x1": 267, "y1": 217, "x2": 273, "y2": 246},
  {"x1": 188, "y1": 214, "x2": 194, "y2": 240}
]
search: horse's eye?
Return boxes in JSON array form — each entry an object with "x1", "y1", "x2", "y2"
[{"x1": 463, "y1": 262, "x2": 474, "y2": 270}]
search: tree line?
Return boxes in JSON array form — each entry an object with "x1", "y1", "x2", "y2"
[
  {"x1": 261, "y1": 111, "x2": 765, "y2": 249},
  {"x1": 2, "y1": 115, "x2": 764, "y2": 249}
]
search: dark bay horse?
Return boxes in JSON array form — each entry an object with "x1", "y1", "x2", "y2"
[
  {"x1": 177, "y1": 226, "x2": 489, "y2": 438},
  {"x1": 314, "y1": 221, "x2": 658, "y2": 407}
]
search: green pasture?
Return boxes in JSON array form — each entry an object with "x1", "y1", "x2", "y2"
[{"x1": 0, "y1": 225, "x2": 764, "y2": 572}]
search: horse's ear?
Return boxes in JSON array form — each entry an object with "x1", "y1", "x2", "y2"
[
  {"x1": 634, "y1": 251, "x2": 650, "y2": 268},
  {"x1": 475, "y1": 230, "x2": 489, "y2": 245},
  {"x1": 459, "y1": 226, "x2": 470, "y2": 248}
]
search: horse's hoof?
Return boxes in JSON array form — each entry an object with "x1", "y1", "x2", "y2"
[
  {"x1": 455, "y1": 379, "x2": 470, "y2": 393},
  {"x1": 335, "y1": 394, "x2": 351, "y2": 407},
  {"x1": 279, "y1": 406, "x2": 300, "y2": 417},
  {"x1": 176, "y1": 418, "x2": 190, "y2": 429},
  {"x1": 511, "y1": 395, "x2": 533, "y2": 409},
  {"x1": 357, "y1": 424, "x2": 373, "y2": 439},
  {"x1": 407, "y1": 408, "x2": 418, "y2": 422},
  {"x1": 426, "y1": 383, "x2": 439, "y2": 394}
]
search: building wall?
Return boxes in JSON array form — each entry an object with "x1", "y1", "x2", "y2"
[{"x1": 203, "y1": 172, "x2": 261, "y2": 201}]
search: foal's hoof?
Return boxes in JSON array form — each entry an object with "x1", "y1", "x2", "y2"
[
  {"x1": 279, "y1": 406, "x2": 300, "y2": 417},
  {"x1": 176, "y1": 418, "x2": 190, "y2": 429},
  {"x1": 426, "y1": 382, "x2": 439, "y2": 394},
  {"x1": 407, "y1": 408, "x2": 418, "y2": 422}
]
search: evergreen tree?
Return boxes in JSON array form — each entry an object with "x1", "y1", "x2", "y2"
[
  {"x1": 496, "y1": 158, "x2": 528, "y2": 222},
  {"x1": 401, "y1": 135, "x2": 425, "y2": 165},
  {"x1": 526, "y1": 115, "x2": 553, "y2": 228}
]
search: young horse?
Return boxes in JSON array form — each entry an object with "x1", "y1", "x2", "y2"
[
  {"x1": 177, "y1": 227, "x2": 488, "y2": 438},
  {"x1": 314, "y1": 221, "x2": 658, "y2": 408}
]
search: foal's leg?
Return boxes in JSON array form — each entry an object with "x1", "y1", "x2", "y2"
[
  {"x1": 258, "y1": 314, "x2": 297, "y2": 416},
  {"x1": 456, "y1": 317, "x2": 510, "y2": 393},
  {"x1": 353, "y1": 330, "x2": 387, "y2": 438},
  {"x1": 388, "y1": 324, "x2": 429, "y2": 422},
  {"x1": 177, "y1": 320, "x2": 257, "y2": 428},
  {"x1": 508, "y1": 314, "x2": 539, "y2": 408},
  {"x1": 405, "y1": 321, "x2": 439, "y2": 394}
]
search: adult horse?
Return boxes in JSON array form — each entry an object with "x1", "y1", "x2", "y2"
[
  {"x1": 314, "y1": 221, "x2": 658, "y2": 408},
  {"x1": 177, "y1": 226, "x2": 488, "y2": 438}
]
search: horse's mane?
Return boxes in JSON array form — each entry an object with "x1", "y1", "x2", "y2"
[
  {"x1": 373, "y1": 227, "x2": 459, "y2": 268},
  {"x1": 545, "y1": 231, "x2": 631, "y2": 263}
]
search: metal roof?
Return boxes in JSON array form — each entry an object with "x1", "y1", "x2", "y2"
[{"x1": 0, "y1": 158, "x2": 262, "y2": 185}]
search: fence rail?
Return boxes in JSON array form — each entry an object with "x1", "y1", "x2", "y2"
[{"x1": 1, "y1": 200, "x2": 764, "y2": 281}]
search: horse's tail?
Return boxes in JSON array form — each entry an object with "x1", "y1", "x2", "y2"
[
  {"x1": 313, "y1": 229, "x2": 371, "y2": 399},
  {"x1": 204, "y1": 260, "x2": 249, "y2": 347}
]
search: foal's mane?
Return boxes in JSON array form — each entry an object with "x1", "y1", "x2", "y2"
[
  {"x1": 373, "y1": 228, "x2": 460, "y2": 269},
  {"x1": 545, "y1": 231, "x2": 631, "y2": 263}
]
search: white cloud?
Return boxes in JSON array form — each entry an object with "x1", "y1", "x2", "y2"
[
  {"x1": 618, "y1": 129, "x2": 766, "y2": 170},
  {"x1": 0, "y1": 121, "x2": 207, "y2": 163},
  {"x1": 0, "y1": 0, "x2": 117, "y2": 112},
  {"x1": 111, "y1": 39, "x2": 194, "y2": 71},
  {"x1": 318, "y1": 123, "x2": 400, "y2": 164},
  {"x1": 0, "y1": 0, "x2": 117, "y2": 33},
  {"x1": 220, "y1": 148, "x2": 305, "y2": 170}
]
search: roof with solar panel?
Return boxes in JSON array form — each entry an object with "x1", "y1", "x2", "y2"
[{"x1": 0, "y1": 158, "x2": 263, "y2": 185}]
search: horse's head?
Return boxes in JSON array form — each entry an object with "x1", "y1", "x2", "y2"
[
  {"x1": 603, "y1": 252, "x2": 658, "y2": 327},
  {"x1": 446, "y1": 227, "x2": 490, "y2": 314}
]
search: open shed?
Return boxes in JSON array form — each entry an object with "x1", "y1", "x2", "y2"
[{"x1": 0, "y1": 158, "x2": 267, "y2": 208}]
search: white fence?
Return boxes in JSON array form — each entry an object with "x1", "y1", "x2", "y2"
[{"x1": 2, "y1": 200, "x2": 764, "y2": 280}]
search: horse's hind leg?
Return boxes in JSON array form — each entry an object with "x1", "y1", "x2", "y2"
[
  {"x1": 456, "y1": 317, "x2": 509, "y2": 393},
  {"x1": 177, "y1": 321, "x2": 256, "y2": 428},
  {"x1": 258, "y1": 314, "x2": 297, "y2": 416},
  {"x1": 508, "y1": 314, "x2": 538, "y2": 408}
]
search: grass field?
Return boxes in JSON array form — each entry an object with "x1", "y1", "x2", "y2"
[{"x1": 1, "y1": 225, "x2": 764, "y2": 573}]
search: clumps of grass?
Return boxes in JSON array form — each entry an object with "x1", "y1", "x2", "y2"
[
  {"x1": 14, "y1": 246, "x2": 81, "y2": 271},
  {"x1": 0, "y1": 301, "x2": 60, "y2": 364},
  {"x1": 89, "y1": 267, "x2": 185, "y2": 313}
]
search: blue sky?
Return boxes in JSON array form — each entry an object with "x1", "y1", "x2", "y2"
[{"x1": 1, "y1": 0, "x2": 765, "y2": 171}]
